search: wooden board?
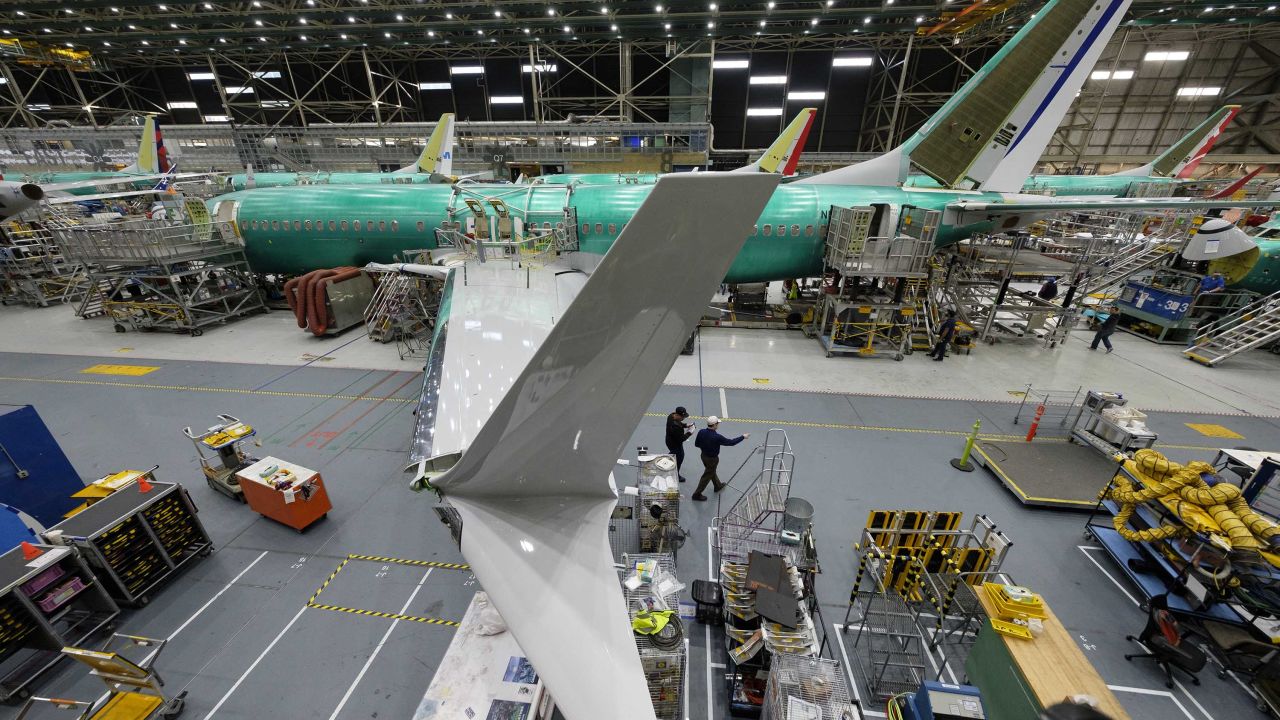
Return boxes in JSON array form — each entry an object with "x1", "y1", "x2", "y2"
[{"x1": 975, "y1": 589, "x2": 1130, "y2": 720}]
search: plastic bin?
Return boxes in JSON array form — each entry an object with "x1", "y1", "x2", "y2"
[
  {"x1": 20, "y1": 564, "x2": 66, "y2": 597},
  {"x1": 38, "y1": 577, "x2": 86, "y2": 613}
]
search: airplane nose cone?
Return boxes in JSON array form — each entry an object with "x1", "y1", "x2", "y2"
[
  {"x1": 1183, "y1": 217, "x2": 1258, "y2": 261},
  {"x1": 20, "y1": 183, "x2": 43, "y2": 201}
]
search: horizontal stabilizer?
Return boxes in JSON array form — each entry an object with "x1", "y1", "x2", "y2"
[
  {"x1": 1116, "y1": 105, "x2": 1241, "y2": 179},
  {"x1": 429, "y1": 173, "x2": 778, "y2": 720}
]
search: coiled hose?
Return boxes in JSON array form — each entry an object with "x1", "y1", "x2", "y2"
[{"x1": 1106, "y1": 449, "x2": 1280, "y2": 553}]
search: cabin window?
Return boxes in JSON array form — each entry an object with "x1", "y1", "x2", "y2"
[
  {"x1": 791, "y1": 224, "x2": 800, "y2": 237},
  {"x1": 819, "y1": 224, "x2": 827, "y2": 237},
  {"x1": 416, "y1": 221, "x2": 425, "y2": 232},
  {"x1": 354, "y1": 220, "x2": 362, "y2": 231},
  {"x1": 250, "y1": 221, "x2": 258, "y2": 230},
  {"x1": 556, "y1": 222, "x2": 564, "y2": 231},
  {"x1": 328, "y1": 220, "x2": 337, "y2": 231},
  {"x1": 379, "y1": 220, "x2": 387, "y2": 232},
  {"x1": 763, "y1": 224, "x2": 773, "y2": 237},
  {"x1": 805, "y1": 225, "x2": 814, "y2": 237},
  {"x1": 776, "y1": 225, "x2": 785, "y2": 236},
  {"x1": 543, "y1": 222, "x2": 552, "y2": 231},
  {"x1": 594, "y1": 223, "x2": 604, "y2": 235},
  {"x1": 271, "y1": 220, "x2": 279, "y2": 231},
  {"x1": 581, "y1": 223, "x2": 590, "y2": 235},
  {"x1": 752, "y1": 225, "x2": 758, "y2": 235},
  {"x1": 240, "y1": 221, "x2": 249, "y2": 231},
  {"x1": 292, "y1": 220, "x2": 300, "y2": 231},
  {"x1": 608, "y1": 223, "x2": 617, "y2": 234},
  {"x1": 315, "y1": 219, "x2": 322, "y2": 230},
  {"x1": 368, "y1": 220, "x2": 376, "y2": 231},
  {"x1": 340, "y1": 220, "x2": 349, "y2": 231},
  {"x1": 304, "y1": 220, "x2": 312, "y2": 231},
  {"x1": 391, "y1": 220, "x2": 399, "y2": 232}
]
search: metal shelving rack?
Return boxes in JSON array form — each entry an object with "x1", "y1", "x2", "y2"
[
  {"x1": 621, "y1": 553, "x2": 686, "y2": 720},
  {"x1": 45, "y1": 479, "x2": 212, "y2": 606},
  {"x1": 0, "y1": 543, "x2": 119, "y2": 703},
  {"x1": 0, "y1": 225, "x2": 89, "y2": 308},
  {"x1": 54, "y1": 219, "x2": 266, "y2": 335}
]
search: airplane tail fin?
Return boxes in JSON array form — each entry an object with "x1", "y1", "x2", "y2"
[
  {"x1": 1207, "y1": 166, "x2": 1264, "y2": 200},
  {"x1": 397, "y1": 113, "x2": 455, "y2": 175},
  {"x1": 1116, "y1": 105, "x2": 1240, "y2": 179},
  {"x1": 121, "y1": 116, "x2": 162, "y2": 174},
  {"x1": 799, "y1": 0, "x2": 1132, "y2": 191},
  {"x1": 731, "y1": 107, "x2": 816, "y2": 175}
]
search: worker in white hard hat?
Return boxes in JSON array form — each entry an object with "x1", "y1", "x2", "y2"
[{"x1": 691, "y1": 416, "x2": 749, "y2": 502}]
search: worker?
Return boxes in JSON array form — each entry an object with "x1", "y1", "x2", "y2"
[
  {"x1": 1091, "y1": 306, "x2": 1120, "y2": 353},
  {"x1": 1038, "y1": 277, "x2": 1059, "y2": 301},
  {"x1": 1199, "y1": 272, "x2": 1226, "y2": 294},
  {"x1": 664, "y1": 406, "x2": 694, "y2": 482},
  {"x1": 931, "y1": 309, "x2": 957, "y2": 362},
  {"x1": 691, "y1": 416, "x2": 749, "y2": 502}
]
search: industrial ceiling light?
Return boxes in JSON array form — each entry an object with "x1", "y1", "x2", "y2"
[
  {"x1": 864, "y1": 16, "x2": 871, "y2": 23},
  {"x1": 524, "y1": 27, "x2": 531, "y2": 33},
  {"x1": 252, "y1": 1, "x2": 260, "y2": 6},
  {"x1": 655, "y1": 4, "x2": 664, "y2": 11},
  {"x1": 664, "y1": 22, "x2": 671, "y2": 28},
  {"x1": 157, "y1": 4, "x2": 166, "y2": 10},
  {"x1": 601, "y1": 6, "x2": 609, "y2": 12},
  {"x1": 348, "y1": 16, "x2": 356, "y2": 22},
  {"x1": 759, "y1": 19, "x2": 766, "y2": 26},
  {"x1": 256, "y1": 19, "x2": 263, "y2": 25},
  {"x1": 494, "y1": 10, "x2": 502, "y2": 16},
  {"x1": 826, "y1": 0, "x2": 834, "y2": 5},
  {"x1": 767, "y1": 1, "x2": 775, "y2": 8},
  {"x1": 610, "y1": 23, "x2": 618, "y2": 30},
  {"x1": 170, "y1": 23, "x2": 178, "y2": 28},
  {"x1": 832, "y1": 56, "x2": 872, "y2": 66},
  {"x1": 340, "y1": 33, "x2": 348, "y2": 39},
  {"x1": 810, "y1": 18, "x2": 818, "y2": 24},
  {"x1": 446, "y1": 12, "x2": 453, "y2": 18},
  {"x1": 710, "y1": 2, "x2": 718, "y2": 8},
  {"x1": 563, "y1": 24, "x2": 571, "y2": 31},
  {"x1": 547, "y1": 7, "x2": 556, "y2": 15},
  {"x1": 219, "y1": 37, "x2": 226, "y2": 42},
  {"x1": 750, "y1": 74, "x2": 787, "y2": 84},
  {"x1": 708, "y1": 21, "x2": 715, "y2": 28},
  {"x1": 428, "y1": 30, "x2": 436, "y2": 36},
  {"x1": 396, "y1": 14, "x2": 404, "y2": 20},
  {"x1": 916, "y1": 16, "x2": 923, "y2": 22},
  {"x1": 141, "y1": 39, "x2": 149, "y2": 44},
  {"x1": 178, "y1": 38, "x2": 187, "y2": 44},
  {"x1": 128, "y1": 24, "x2": 137, "y2": 29},
  {"x1": 713, "y1": 59, "x2": 749, "y2": 68},
  {"x1": 300, "y1": 17, "x2": 308, "y2": 24},
  {"x1": 385, "y1": 31, "x2": 392, "y2": 37},
  {"x1": 746, "y1": 107, "x2": 783, "y2": 116},
  {"x1": 299, "y1": 34, "x2": 307, "y2": 40},
  {"x1": 1144, "y1": 50, "x2": 1189, "y2": 61},
  {"x1": 203, "y1": 2, "x2": 212, "y2": 8},
  {"x1": 259, "y1": 36, "x2": 267, "y2": 41}
]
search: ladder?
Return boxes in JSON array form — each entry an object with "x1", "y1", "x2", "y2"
[
  {"x1": 904, "y1": 277, "x2": 936, "y2": 352},
  {"x1": 715, "y1": 429, "x2": 794, "y2": 564},
  {"x1": 1184, "y1": 289, "x2": 1280, "y2": 366},
  {"x1": 1076, "y1": 242, "x2": 1178, "y2": 300}
]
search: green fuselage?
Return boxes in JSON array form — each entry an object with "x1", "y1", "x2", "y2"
[
  {"x1": 536, "y1": 173, "x2": 663, "y2": 186},
  {"x1": 212, "y1": 183, "x2": 1003, "y2": 281},
  {"x1": 225, "y1": 171, "x2": 436, "y2": 192},
  {"x1": 906, "y1": 173, "x2": 1180, "y2": 198}
]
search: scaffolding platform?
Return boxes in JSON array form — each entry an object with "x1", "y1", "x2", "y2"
[
  {"x1": 55, "y1": 219, "x2": 266, "y2": 335},
  {"x1": 971, "y1": 439, "x2": 1121, "y2": 509}
]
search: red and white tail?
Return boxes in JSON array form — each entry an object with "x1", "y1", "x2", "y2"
[
  {"x1": 1115, "y1": 105, "x2": 1240, "y2": 179},
  {"x1": 1207, "y1": 166, "x2": 1264, "y2": 200}
]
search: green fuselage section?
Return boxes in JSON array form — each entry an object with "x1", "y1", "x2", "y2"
[
  {"x1": 537, "y1": 173, "x2": 663, "y2": 186},
  {"x1": 212, "y1": 183, "x2": 1003, "y2": 282},
  {"x1": 906, "y1": 173, "x2": 1180, "y2": 198},
  {"x1": 225, "y1": 171, "x2": 436, "y2": 192}
]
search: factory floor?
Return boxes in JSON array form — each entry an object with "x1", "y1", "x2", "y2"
[{"x1": 0, "y1": 308, "x2": 1276, "y2": 720}]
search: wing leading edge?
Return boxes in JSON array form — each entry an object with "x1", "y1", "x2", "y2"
[{"x1": 428, "y1": 173, "x2": 779, "y2": 719}]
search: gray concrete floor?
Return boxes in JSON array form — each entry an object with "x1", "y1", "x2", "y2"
[{"x1": 0, "y1": 349, "x2": 1273, "y2": 720}]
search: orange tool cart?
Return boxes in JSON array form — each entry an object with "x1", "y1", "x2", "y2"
[{"x1": 234, "y1": 457, "x2": 331, "y2": 532}]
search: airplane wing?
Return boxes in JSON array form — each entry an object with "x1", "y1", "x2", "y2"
[
  {"x1": 39, "y1": 172, "x2": 213, "y2": 193},
  {"x1": 414, "y1": 173, "x2": 779, "y2": 719},
  {"x1": 947, "y1": 196, "x2": 1277, "y2": 224}
]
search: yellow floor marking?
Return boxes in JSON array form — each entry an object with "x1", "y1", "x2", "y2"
[
  {"x1": 753, "y1": 377, "x2": 770, "y2": 384},
  {"x1": 81, "y1": 364, "x2": 160, "y2": 376},
  {"x1": 1185, "y1": 423, "x2": 1245, "y2": 439},
  {"x1": 307, "y1": 553, "x2": 466, "y2": 627}
]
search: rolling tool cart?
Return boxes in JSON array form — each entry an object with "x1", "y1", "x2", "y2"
[
  {"x1": 0, "y1": 542, "x2": 119, "y2": 703},
  {"x1": 15, "y1": 633, "x2": 185, "y2": 719},
  {"x1": 44, "y1": 478, "x2": 212, "y2": 607},
  {"x1": 182, "y1": 415, "x2": 258, "y2": 502}
]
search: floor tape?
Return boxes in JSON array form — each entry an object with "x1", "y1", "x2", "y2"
[{"x1": 308, "y1": 554, "x2": 469, "y2": 625}]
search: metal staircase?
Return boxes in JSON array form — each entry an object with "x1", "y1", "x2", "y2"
[
  {"x1": 1184, "y1": 290, "x2": 1280, "y2": 366},
  {"x1": 1076, "y1": 241, "x2": 1179, "y2": 300},
  {"x1": 715, "y1": 429, "x2": 794, "y2": 565}
]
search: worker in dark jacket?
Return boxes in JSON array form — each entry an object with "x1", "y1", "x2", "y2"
[
  {"x1": 931, "y1": 309, "x2": 958, "y2": 361},
  {"x1": 665, "y1": 406, "x2": 693, "y2": 482},
  {"x1": 1038, "y1": 277, "x2": 1059, "y2": 301},
  {"x1": 691, "y1": 416, "x2": 749, "y2": 501},
  {"x1": 1091, "y1": 306, "x2": 1120, "y2": 353}
]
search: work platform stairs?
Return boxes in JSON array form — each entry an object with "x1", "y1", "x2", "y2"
[
  {"x1": 715, "y1": 429, "x2": 795, "y2": 565},
  {"x1": 1184, "y1": 289, "x2": 1280, "y2": 366},
  {"x1": 1076, "y1": 236, "x2": 1190, "y2": 301}
]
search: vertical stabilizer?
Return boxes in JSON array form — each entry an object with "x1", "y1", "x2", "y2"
[
  {"x1": 397, "y1": 112, "x2": 455, "y2": 175},
  {"x1": 799, "y1": 0, "x2": 1132, "y2": 191},
  {"x1": 1115, "y1": 105, "x2": 1240, "y2": 178},
  {"x1": 121, "y1": 116, "x2": 159, "y2": 174},
  {"x1": 731, "y1": 107, "x2": 817, "y2": 175}
]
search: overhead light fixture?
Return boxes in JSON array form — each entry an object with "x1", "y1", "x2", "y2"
[
  {"x1": 178, "y1": 38, "x2": 187, "y2": 44},
  {"x1": 864, "y1": 16, "x2": 872, "y2": 24},
  {"x1": 27, "y1": 104, "x2": 52, "y2": 111},
  {"x1": 522, "y1": 63, "x2": 558, "y2": 72},
  {"x1": 746, "y1": 107, "x2": 783, "y2": 116},
  {"x1": 563, "y1": 24, "x2": 571, "y2": 31},
  {"x1": 916, "y1": 16, "x2": 923, "y2": 23},
  {"x1": 418, "y1": 82, "x2": 450, "y2": 90},
  {"x1": 708, "y1": 21, "x2": 715, "y2": 28},
  {"x1": 225, "y1": 86, "x2": 254, "y2": 94},
  {"x1": 128, "y1": 24, "x2": 137, "y2": 29},
  {"x1": 396, "y1": 14, "x2": 404, "y2": 20},
  {"x1": 141, "y1": 39, "x2": 149, "y2": 44},
  {"x1": 252, "y1": 0, "x2": 260, "y2": 5},
  {"x1": 524, "y1": 27, "x2": 531, "y2": 33},
  {"x1": 664, "y1": 22, "x2": 671, "y2": 29},
  {"x1": 1091, "y1": 69, "x2": 1135, "y2": 80},
  {"x1": 750, "y1": 75, "x2": 787, "y2": 84},
  {"x1": 300, "y1": 17, "x2": 307, "y2": 23},
  {"x1": 490, "y1": 96, "x2": 523, "y2": 104},
  {"x1": 252, "y1": 71, "x2": 281, "y2": 79},
  {"x1": 157, "y1": 4, "x2": 167, "y2": 10},
  {"x1": 259, "y1": 36, "x2": 268, "y2": 41},
  {"x1": 710, "y1": 2, "x2": 718, "y2": 8},
  {"x1": 167, "y1": 101, "x2": 198, "y2": 109},
  {"x1": 348, "y1": 16, "x2": 356, "y2": 22},
  {"x1": 827, "y1": 0, "x2": 835, "y2": 5},
  {"x1": 494, "y1": 10, "x2": 502, "y2": 16},
  {"x1": 655, "y1": 4, "x2": 663, "y2": 11},
  {"x1": 547, "y1": 7, "x2": 556, "y2": 15},
  {"x1": 298, "y1": 35, "x2": 307, "y2": 40},
  {"x1": 1144, "y1": 50, "x2": 1189, "y2": 61},
  {"x1": 451, "y1": 64, "x2": 485, "y2": 74},
  {"x1": 340, "y1": 33, "x2": 348, "y2": 39},
  {"x1": 204, "y1": 115, "x2": 231, "y2": 122},
  {"x1": 84, "y1": 26, "x2": 92, "y2": 31},
  {"x1": 219, "y1": 37, "x2": 226, "y2": 43},
  {"x1": 833, "y1": 56, "x2": 873, "y2": 67},
  {"x1": 759, "y1": 19, "x2": 766, "y2": 26},
  {"x1": 767, "y1": 1, "x2": 775, "y2": 8},
  {"x1": 610, "y1": 24, "x2": 618, "y2": 30},
  {"x1": 601, "y1": 6, "x2": 609, "y2": 12},
  {"x1": 170, "y1": 23, "x2": 178, "y2": 28},
  {"x1": 187, "y1": 71, "x2": 216, "y2": 80},
  {"x1": 1177, "y1": 86, "x2": 1221, "y2": 97},
  {"x1": 446, "y1": 12, "x2": 453, "y2": 18},
  {"x1": 428, "y1": 30, "x2": 435, "y2": 36},
  {"x1": 385, "y1": 32, "x2": 392, "y2": 37},
  {"x1": 810, "y1": 18, "x2": 818, "y2": 25},
  {"x1": 788, "y1": 91, "x2": 826, "y2": 100}
]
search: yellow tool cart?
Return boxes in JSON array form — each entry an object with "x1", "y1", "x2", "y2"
[
  {"x1": 65, "y1": 469, "x2": 159, "y2": 519},
  {"x1": 14, "y1": 633, "x2": 185, "y2": 719}
]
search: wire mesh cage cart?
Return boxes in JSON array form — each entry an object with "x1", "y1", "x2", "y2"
[{"x1": 763, "y1": 655, "x2": 857, "y2": 720}]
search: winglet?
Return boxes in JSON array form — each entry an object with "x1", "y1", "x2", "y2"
[
  {"x1": 799, "y1": 0, "x2": 1132, "y2": 191},
  {"x1": 430, "y1": 173, "x2": 779, "y2": 720},
  {"x1": 1116, "y1": 105, "x2": 1240, "y2": 179},
  {"x1": 732, "y1": 107, "x2": 816, "y2": 175},
  {"x1": 397, "y1": 112, "x2": 455, "y2": 175}
]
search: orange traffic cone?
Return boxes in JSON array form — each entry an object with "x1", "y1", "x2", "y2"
[
  {"x1": 20, "y1": 541, "x2": 42, "y2": 560},
  {"x1": 137, "y1": 475, "x2": 154, "y2": 493}
]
